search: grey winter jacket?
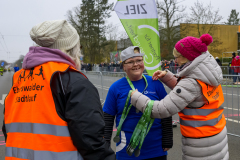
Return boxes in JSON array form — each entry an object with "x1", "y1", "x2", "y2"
[{"x1": 131, "y1": 51, "x2": 229, "y2": 160}]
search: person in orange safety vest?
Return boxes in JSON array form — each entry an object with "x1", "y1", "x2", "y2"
[
  {"x1": 2, "y1": 20, "x2": 115, "y2": 160},
  {"x1": 130, "y1": 34, "x2": 229, "y2": 160}
]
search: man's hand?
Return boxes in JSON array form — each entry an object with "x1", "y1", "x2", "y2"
[
  {"x1": 152, "y1": 70, "x2": 167, "y2": 80},
  {"x1": 131, "y1": 89, "x2": 138, "y2": 97}
]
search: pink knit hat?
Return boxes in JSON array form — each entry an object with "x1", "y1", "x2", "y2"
[
  {"x1": 236, "y1": 55, "x2": 240, "y2": 60},
  {"x1": 175, "y1": 34, "x2": 213, "y2": 61}
]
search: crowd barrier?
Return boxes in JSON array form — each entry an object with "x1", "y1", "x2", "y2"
[
  {"x1": 84, "y1": 70, "x2": 240, "y2": 138},
  {"x1": 90, "y1": 66, "x2": 240, "y2": 75},
  {"x1": 90, "y1": 66, "x2": 123, "y2": 72}
]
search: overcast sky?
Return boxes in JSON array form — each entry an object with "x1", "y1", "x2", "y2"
[{"x1": 0, "y1": 0, "x2": 239, "y2": 63}]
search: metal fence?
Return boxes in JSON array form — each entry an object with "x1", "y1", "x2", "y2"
[
  {"x1": 91, "y1": 66, "x2": 123, "y2": 72},
  {"x1": 164, "y1": 66, "x2": 238, "y2": 75},
  {"x1": 85, "y1": 71, "x2": 240, "y2": 138},
  {"x1": 90, "y1": 66, "x2": 240, "y2": 76},
  {"x1": 221, "y1": 75, "x2": 240, "y2": 137}
]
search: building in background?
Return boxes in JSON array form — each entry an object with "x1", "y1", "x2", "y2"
[
  {"x1": 180, "y1": 24, "x2": 240, "y2": 58},
  {"x1": 111, "y1": 24, "x2": 240, "y2": 62}
]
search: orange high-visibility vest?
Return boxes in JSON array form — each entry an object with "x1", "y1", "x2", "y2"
[
  {"x1": 178, "y1": 79, "x2": 226, "y2": 138},
  {"x1": 4, "y1": 62, "x2": 86, "y2": 160},
  {"x1": 164, "y1": 63, "x2": 169, "y2": 69}
]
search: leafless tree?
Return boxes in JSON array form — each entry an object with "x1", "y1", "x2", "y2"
[
  {"x1": 180, "y1": 0, "x2": 226, "y2": 57},
  {"x1": 156, "y1": 0, "x2": 187, "y2": 59},
  {"x1": 188, "y1": 0, "x2": 223, "y2": 37},
  {"x1": 118, "y1": 31, "x2": 131, "y2": 48},
  {"x1": 105, "y1": 23, "x2": 119, "y2": 41}
]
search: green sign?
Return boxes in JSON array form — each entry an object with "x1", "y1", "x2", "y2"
[{"x1": 114, "y1": 0, "x2": 161, "y2": 76}]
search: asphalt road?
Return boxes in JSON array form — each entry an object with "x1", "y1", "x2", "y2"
[
  {"x1": 0, "y1": 71, "x2": 240, "y2": 160},
  {"x1": 85, "y1": 72, "x2": 240, "y2": 160},
  {"x1": 0, "y1": 71, "x2": 13, "y2": 159}
]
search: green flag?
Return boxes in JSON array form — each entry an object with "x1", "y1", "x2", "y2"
[{"x1": 114, "y1": 0, "x2": 161, "y2": 76}]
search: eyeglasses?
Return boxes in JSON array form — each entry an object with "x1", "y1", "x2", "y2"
[
  {"x1": 124, "y1": 59, "x2": 143, "y2": 66},
  {"x1": 174, "y1": 55, "x2": 182, "y2": 59}
]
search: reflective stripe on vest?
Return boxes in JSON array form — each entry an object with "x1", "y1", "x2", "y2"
[
  {"x1": 6, "y1": 147, "x2": 82, "y2": 160},
  {"x1": 181, "y1": 106, "x2": 224, "y2": 116},
  {"x1": 4, "y1": 62, "x2": 86, "y2": 160},
  {"x1": 180, "y1": 113, "x2": 223, "y2": 127},
  {"x1": 6, "y1": 123, "x2": 70, "y2": 137},
  {"x1": 178, "y1": 79, "x2": 226, "y2": 138}
]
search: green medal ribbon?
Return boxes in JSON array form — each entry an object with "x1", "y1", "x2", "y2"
[
  {"x1": 127, "y1": 100, "x2": 154, "y2": 157},
  {"x1": 113, "y1": 75, "x2": 155, "y2": 157},
  {"x1": 113, "y1": 90, "x2": 133, "y2": 143}
]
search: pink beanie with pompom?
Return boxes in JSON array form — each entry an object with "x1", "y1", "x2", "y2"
[{"x1": 175, "y1": 34, "x2": 213, "y2": 61}]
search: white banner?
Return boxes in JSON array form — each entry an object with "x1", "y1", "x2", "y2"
[{"x1": 114, "y1": 0, "x2": 158, "y2": 19}]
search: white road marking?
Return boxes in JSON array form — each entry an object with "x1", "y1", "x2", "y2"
[
  {"x1": 0, "y1": 94, "x2": 7, "y2": 105},
  {"x1": 224, "y1": 107, "x2": 240, "y2": 111},
  {"x1": 226, "y1": 118, "x2": 239, "y2": 123},
  {"x1": 103, "y1": 79, "x2": 119, "y2": 82},
  {"x1": 93, "y1": 84, "x2": 240, "y2": 124},
  {"x1": 94, "y1": 84, "x2": 109, "y2": 91},
  {"x1": 223, "y1": 93, "x2": 240, "y2": 97}
]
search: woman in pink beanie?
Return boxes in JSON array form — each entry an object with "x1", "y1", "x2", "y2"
[{"x1": 130, "y1": 34, "x2": 229, "y2": 160}]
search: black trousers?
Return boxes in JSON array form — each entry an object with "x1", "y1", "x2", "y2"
[{"x1": 144, "y1": 155, "x2": 167, "y2": 160}]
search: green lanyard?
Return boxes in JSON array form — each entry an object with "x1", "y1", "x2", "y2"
[
  {"x1": 113, "y1": 75, "x2": 148, "y2": 143},
  {"x1": 113, "y1": 75, "x2": 155, "y2": 157},
  {"x1": 126, "y1": 75, "x2": 148, "y2": 114}
]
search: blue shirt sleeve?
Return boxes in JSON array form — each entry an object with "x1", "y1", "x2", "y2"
[
  {"x1": 155, "y1": 80, "x2": 167, "y2": 100},
  {"x1": 102, "y1": 84, "x2": 117, "y2": 116}
]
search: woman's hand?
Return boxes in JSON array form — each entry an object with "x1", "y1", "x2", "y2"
[
  {"x1": 131, "y1": 89, "x2": 138, "y2": 97},
  {"x1": 152, "y1": 70, "x2": 167, "y2": 80},
  {"x1": 163, "y1": 148, "x2": 171, "y2": 151}
]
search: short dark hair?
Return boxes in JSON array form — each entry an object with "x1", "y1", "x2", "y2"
[{"x1": 134, "y1": 47, "x2": 140, "y2": 53}]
